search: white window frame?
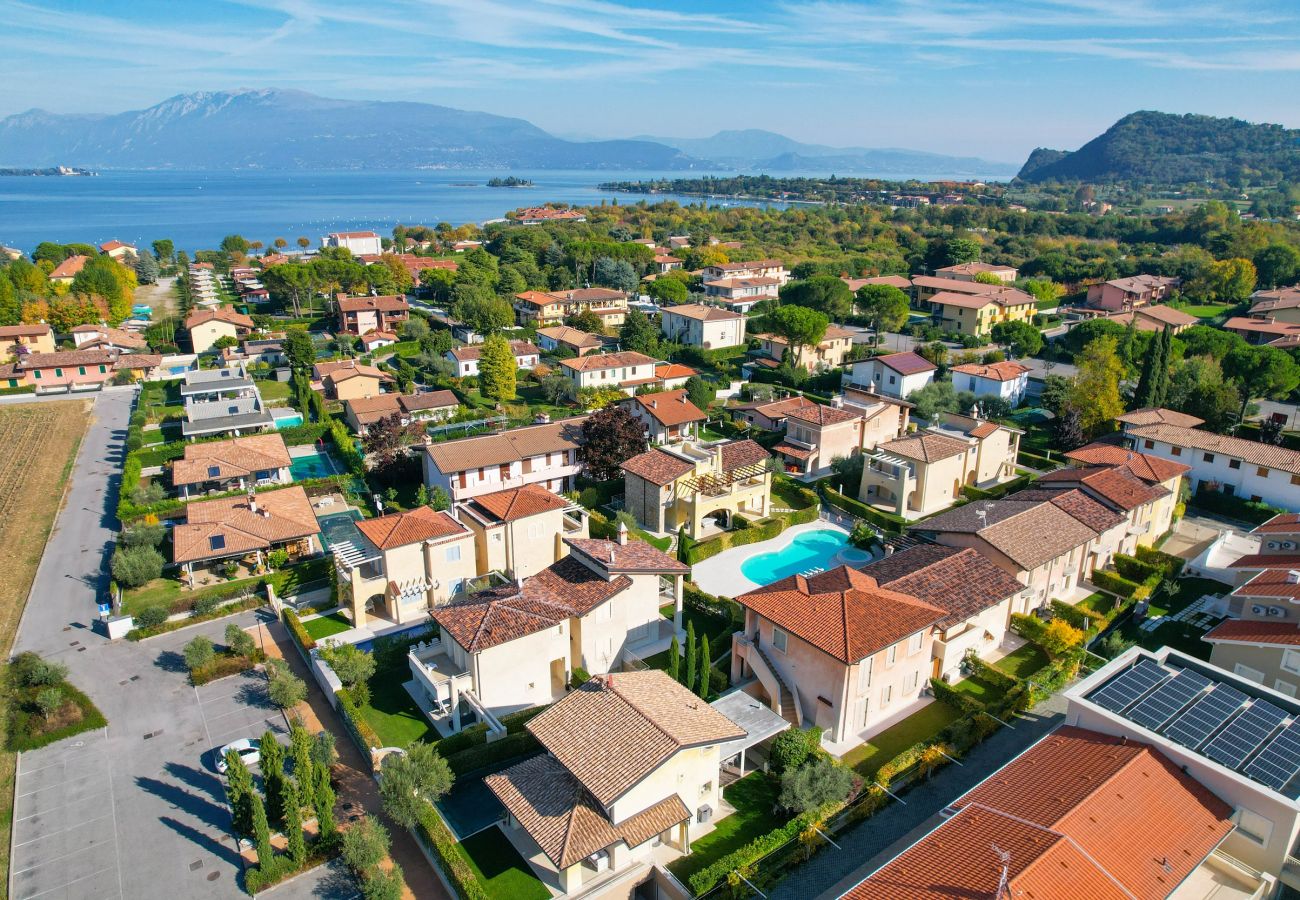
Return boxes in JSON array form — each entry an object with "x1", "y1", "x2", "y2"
[
  {"x1": 1275, "y1": 679, "x2": 1298, "y2": 698},
  {"x1": 886, "y1": 645, "x2": 897, "y2": 666},
  {"x1": 1235, "y1": 809, "x2": 1274, "y2": 846},
  {"x1": 772, "y1": 628, "x2": 788, "y2": 654},
  {"x1": 1234, "y1": 663, "x2": 1266, "y2": 684},
  {"x1": 444, "y1": 545, "x2": 462, "y2": 563},
  {"x1": 908, "y1": 633, "x2": 924, "y2": 656},
  {"x1": 858, "y1": 657, "x2": 873, "y2": 690},
  {"x1": 1282, "y1": 650, "x2": 1300, "y2": 676}
]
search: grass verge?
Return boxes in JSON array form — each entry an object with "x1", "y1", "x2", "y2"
[
  {"x1": 668, "y1": 773, "x2": 786, "y2": 886},
  {"x1": 842, "y1": 700, "x2": 961, "y2": 776}
]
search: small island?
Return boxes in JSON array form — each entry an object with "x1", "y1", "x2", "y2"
[
  {"x1": 487, "y1": 176, "x2": 533, "y2": 187},
  {"x1": 0, "y1": 166, "x2": 95, "y2": 177}
]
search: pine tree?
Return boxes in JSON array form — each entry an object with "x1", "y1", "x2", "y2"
[
  {"x1": 282, "y1": 778, "x2": 305, "y2": 864},
  {"x1": 260, "y1": 731, "x2": 287, "y2": 827},
  {"x1": 668, "y1": 635, "x2": 681, "y2": 683},
  {"x1": 698, "y1": 636, "x2": 711, "y2": 699},
  {"x1": 684, "y1": 622, "x2": 697, "y2": 690},
  {"x1": 251, "y1": 790, "x2": 274, "y2": 870},
  {"x1": 224, "y1": 751, "x2": 256, "y2": 836},
  {"x1": 313, "y1": 760, "x2": 337, "y2": 840}
]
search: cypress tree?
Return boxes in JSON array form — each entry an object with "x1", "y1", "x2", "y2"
[
  {"x1": 224, "y1": 751, "x2": 256, "y2": 837},
  {"x1": 282, "y1": 778, "x2": 305, "y2": 864},
  {"x1": 684, "y1": 622, "x2": 697, "y2": 690},
  {"x1": 290, "y1": 722, "x2": 313, "y2": 799},
  {"x1": 668, "y1": 635, "x2": 681, "y2": 683},
  {"x1": 250, "y1": 791, "x2": 274, "y2": 870},
  {"x1": 698, "y1": 635, "x2": 712, "y2": 699},
  {"x1": 1152, "y1": 327, "x2": 1172, "y2": 408},
  {"x1": 260, "y1": 731, "x2": 287, "y2": 828},
  {"x1": 313, "y1": 761, "x2": 336, "y2": 840},
  {"x1": 1133, "y1": 332, "x2": 1160, "y2": 409}
]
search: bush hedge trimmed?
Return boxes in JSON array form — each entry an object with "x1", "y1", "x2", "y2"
[
  {"x1": 127, "y1": 595, "x2": 263, "y2": 640},
  {"x1": 930, "y1": 678, "x2": 985, "y2": 715},
  {"x1": 1113, "y1": 553, "x2": 1162, "y2": 584},
  {"x1": 1192, "y1": 488, "x2": 1286, "y2": 525},
  {"x1": 822, "y1": 486, "x2": 906, "y2": 534},
  {"x1": 1134, "y1": 545, "x2": 1186, "y2": 578},
  {"x1": 1091, "y1": 569, "x2": 1142, "y2": 598},
  {"x1": 414, "y1": 803, "x2": 490, "y2": 900},
  {"x1": 336, "y1": 685, "x2": 383, "y2": 755},
  {"x1": 282, "y1": 608, "x2": 317, "y2": 652},
  {"x1": 1050, "y1": 599, "x2": 1102, "y2": 633},
  {"x1": 442, "y1": 731, "x2": 540, "y2": 777},
  {"x1": 686, "y1": 809, "x2": 822, "y2": 895}
]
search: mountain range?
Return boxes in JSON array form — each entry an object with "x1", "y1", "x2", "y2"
[
  {"x1": 0, "y1": 89, "x2": 1016, "y2": 175},
  {"x1": 1015, "y1": 111, "x2": 1300, "y2": 184}
]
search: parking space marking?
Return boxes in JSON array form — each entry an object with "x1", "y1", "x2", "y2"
[
  {"x1": 12, "y1": 838, "x2": 115, "y2": 876},
  {"x1": 22, "y1": 864, "x2": 118, "y2": 900},
  {"x1": 11, "y1": 810, "x2": 114, "y2": 845},
  {"x1": 16, "y1": 769, "x2": 101, "y2": 798}
]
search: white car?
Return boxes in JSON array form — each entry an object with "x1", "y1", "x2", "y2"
[{"x1": 215, "y1": 738, "x2": 261, "y2": 774}]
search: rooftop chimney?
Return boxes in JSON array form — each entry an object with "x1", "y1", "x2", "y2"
[
  {"x1": 247, "y1": 490, "x2": 257, "y2": 514},
  {"x1": 1288, "y1": 570, "x2": 1300, "y2": 585},
  {"x1": 617, "y1": 519, "x2": 629, "y2": 546}
]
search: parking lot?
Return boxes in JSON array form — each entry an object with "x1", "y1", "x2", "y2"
[{"x1": 194, "y1": 669, "x2": 288, "y2": 767}]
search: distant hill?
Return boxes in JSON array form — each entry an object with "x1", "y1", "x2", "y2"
[
  {"x1": 634, "y1": 128, "x2": 1017, "y2": 176},
  {"x1": 1016, "y1": 111, "x2": 1300, "y2": 184},
  {"x1": 0, "y1": 89, "x2": 704, "y2": 171}
]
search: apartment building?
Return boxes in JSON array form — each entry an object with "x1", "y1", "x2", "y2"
[
  {"x1": 846, "y1": 351, "x2": 936, "y2": 400},
  {"x1": 559, "y1": 351, "x2": 660, "y2": 394},
  {"x1": 622, "y1": 439, "x2": 771, "y2": 538},
  {"x1": 1085, "y1": 273, "x2": 1180, "y2": 312},
  {"x1": 321, "y1": 230, "x2": 383, "y2": 256},
  {"x1": 701, "y1": 276, "x2": 780, "y2": 310},
  {"x1": 513, "y1": 288, "x2": 628, "y2": 328},
  {"x1": 926, "y1": 287, "x2": 1037, "y2": 337},
  {"x1": 658, "y1": 304, "x2": 747, "y2": 349},
  {"x1": 422, "y1": 416, "x2": 587, "y2": 502},
  {"x1": 445, "y1": 340, "x2": 540, "y2": 377},
  {"x1": 700, "y1": 259, "x2": 788, "y2": 285},
  {"x1": 335, "y1": 294, "x2": 409, "y2": 336}
]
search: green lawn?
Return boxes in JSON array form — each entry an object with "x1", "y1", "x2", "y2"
[
  {"x1": 667, "y1": 774, "x2": 787, "y2": 885},
  {"x1": 457, "y1": 826, "x2": 550, "y2": 900},
  {"x1": 948, "y1": 675, "x2": 1002, "y2": 704},
  {"x1": 641, "y1": 605, "x2": 735, "y2": 670},
  {"x1": 993, "y1": 644, "x2": 1050, "y2": 680},
  {"x1": 699, "y1": 426, "x2": 729, "y2": 442},
  {"x1": 1175, "y1": 303, "x2": 1234, "y2": 319},
  {"x1": 302, "y1": 611, "x2": 353, "y2": 640},
  {"x1": 842, "y1": 700, "x2": 961, "y2": 776},
  {"x1": 358, "y1": 648, "x2": 436, "y2": 748},
  {"x1": 1077, "y1": 591, "x2": 1116, "y2": 616},
  {"x1": 122, "y1": 571, "x2": 266, "y2": 616},
  {"x1": 255, "y1": 378, "x2": 292, "y2": 401}
]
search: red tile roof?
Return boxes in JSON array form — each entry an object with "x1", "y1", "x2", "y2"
[
  {"x1": 661, "y1": 303, "x2": 743, "y2": 321},
  {"x1": 879, "y1": 432, "x2": 971, "y2": 463},
  {"x1": 468, "y1": 484, "x2": 571, "y2": 523},
  {"x1": 185, "y1": 307, "x2": 255, "y2": 330},
  {"x1": 1064, "y1": 443, "x2": 1190, "y2": 483},
  {"x1": 356, "y1": 506, "x2": 467, "y2": 550},
  {"x1": 719, "y1": 439, "x2": 770, "y2": 471},
  {"x1": 565, "y1": 538, "x2": 688, "y2": 574},
  {"x1": 559, "y1": 350, "x2": 656, "y2": 372},
  {"x1": 48, "y1": 255, "x2": 89, "y2": 280},
  {"x1": 172, "y1": 486, "x2": 321, "y2": 564},
  {"x1": 655, "y1": 363, "x2": 699, "y2": 380},
  {"x1": 782, "y1": 402, "x2": 861, "y2": 427},
  {"x1": 873, "y1": 351, "x2": 937, "y2": 376},
  {"x1": 1204, "y1": 619, "x2": 1300, "y2": 647},
  {"x1": 1234, "y1": 567, "x2": 1300, "y2": 602},
  {"x1": 1117, "y1": 407, "x2": 1205, "y2": 428},
  {"x1": 625, "y1": 389, "x2": 707, "y2": 427},
  {"x1": 621, "y1": 447, "x2": 695, "y2": 485},
  {"x1": 864, "y1": 544, "x2": 1026, "y2": 628},
  {"x1": 1128, "y1": 422, "x2": 1300, "y2": 475},
  {"x1": 1255, "y1": 513, "x2": 1300, "y2": 534},
  {"x1": 951, "y1": 360, "x2": 1030, "y2": 381},
  {"x1": 337, "y1": 294, "x2": 408, "y2": 313},
  {"x1": 1228, "y1": 553, "x2": 1300, "y2": 570}
]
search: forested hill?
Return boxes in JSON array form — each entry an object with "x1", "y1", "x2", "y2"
[{"x1": 1016, "y1": 111, "x2": 1300, "y2": 184}]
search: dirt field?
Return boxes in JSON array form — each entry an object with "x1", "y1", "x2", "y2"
[{"x1": 0, "y1": 400, "x2": 92, "y2": 888}]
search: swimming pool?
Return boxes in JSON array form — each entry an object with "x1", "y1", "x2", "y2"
[
  {"x1": 272, "y1": 410, "x2": 304, "y2": 429},
  {"x1": 354, "y1": 623, "x2": 436, "y2": 654},
  {"x1": 291, "y1": 448, "x2": 340, "y2": 480},
  {"x1": 741, "y1": 528, "x2": 850, "y2": 586}
]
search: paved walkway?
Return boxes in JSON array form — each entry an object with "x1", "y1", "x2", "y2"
[
  {"x1": 253, "y1": 619, "x2": 449, "y2": 900},
  {"x1": 767, "y1": 691, "x2": 1071, "y2": 900}
]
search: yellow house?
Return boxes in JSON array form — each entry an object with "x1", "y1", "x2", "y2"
[
  {"x1": 749, "y1": 325, "x2": 855, "y2": 372},
  {"x1": 0, "y1": 324, "x2": 56, "y2": 357},
  {"x1": 457, "y1": 484, "x2": 590, "y2": 580},
  {"x1": 927, "y1": 287, "x2": 1036, "y2": 337},
  {"x1": 185, "y1": 308, "x2": 255, "y2": 354},
  {"x1": 313, "y1": 359, "x2": 394, "y2": 401},
  {"x1": 621, "y1": 439, "x2": 772, "y2": 538}
]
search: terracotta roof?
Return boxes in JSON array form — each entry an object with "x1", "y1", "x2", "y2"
[
  {"x1": 337, "y1": 294, "x2": 407, "y2": 313},
  {"x1": 1205, "y1": 619, "x2": 1300, "y2": 646},
  {"x1": 1256, "y1": 513, "x2": 1300, "y2": 534},
  {"x1": 864, "y1": 544, "x2": 1025, "y2": 628},
  {"x1": 910, "y1": 275, "x2": 1006, "y2": 294},
  {"x1": 1036, "y1": 464, "x2": 1170, "y2": 512},
  {"x1": 935, "y1": 261, "x2": 1016, "y2": 275},
  {"x1": 915, "y1": 498, "x2": 1109, "y2": 571},
  {"x1": 1234, "y1": 567, "x2": 1300, "y2": 602},
  {"x1": 172, "y1": 486, "x2": 320, "y2": 564},
  {"x1": 114, "y1": 353, "x2": 162, "y2": 371},
  {"x1": 0, "y1": 324, "x2": 51, "y2": 338},
  {"x1": 185, "y1": 308, "x2": 254, "y2": 330},
  {"x1": 773, "y1": 441, "x2": 814, "y2": 460},
  {"x1": 172, "y1": 433, "x2": 291, "y2": 487},
  {"x1": 719, "y1": 439, "x2": 770, "y2": 471},
  {"x1": 1110, "y1": 305, "x2": 1197, "y2": 329},
  {"x1": 1128, "y1": 422, "x2": 1300, "y2": 475},
  {"x1": 548, "y1": 287, "x2": 625, "y2": 303},
  {"x1": 345, "y1": 394, "x2": 402, "y2": 424},
  {"x1": 400, "y1": 390, "x2": 458, "y2": 412},
  {"x1": 536, "y1": 325, "x2": 603, "y2": 349},
  {"x1": 842, "y1": 275, "x2": 911, "y2": 291},
  {"x1": 878, "y1": 432, "x2": 970, "y2": 463},
  {"x1": 355, "y1": 506, "x2": 467, "y2": 551},
  {"x1": 705, "y1": 259, "x2": 783, "y2": 272},
  {"x1": 626, "y1": 390, "x2": 707, "y2": 427},
  {"x1": 620, "y1": 447, "x2": 694, "y2": 485},
  {"x1": 782, "y1": 403, "x2": 861, "y2": 427},
  {"x1": 967, "y1": 421, "x2": 999, "y2": 439},
  {"x1": 849, "y1": 725, "x2": 1233, "y2": 900},
  {"x1": 99, "y1": 239, "x2": 132, "y2": 252},
  {"x1": 424, "y1": 417, "x2": 586, "y2": 473},
  {"x1": 1100, "y1": 273, "x2": 1180, "y2": 295},
  {"x1": 433, "y1": 556, "x2": 631, "y2": 651},
  {"x1": 559, "y1": 350, "x2": 656, "y2": 373},
  {"x1": 327, "y1": 230, "x2": 380, "y2": 239},
  {"x1": 1016, "y1": 487, "x2": 1127, "y2": 534},
  {"x1": 735, "y1": 566, "x2": 946, "y2": 664},
  {"x1": 742, "y1": 395, "x2": 820, "y2": 421},
  {"x1": 359, "y1": 330, "x2": 398, "y2": 346},
  {"x1": 704, "y1": 276, "x2": 780, "y2": 289},
  {"x1": 1228, "y1": 553, "x2": 1300, "y2": 570},
  {"x1": 951, "y1": 360, "x2": 1030, "y2": 381},
  {"x1": 655, "y1": 363, "x2": 699, "y2": 380},
  {"x1": 1117, "y1": 407, "x2": 1205, "y2": 428},
  {"x1": 929, "y1": 287, "x2": 1034, "y2": 310},
  {"x1": 565, "y1": 538, "x2": 689, "y2": 574},
  {"x1": 314, "y1": 359, "x2": 393, "y2": 384},
  {"x1": 527, "y1": 671, "x2": 745, "y2": 806},
  {"x1": 1064, "y1": 443, "x2": 1190, "y2": 483},
  {"x1": 873, "y1": 352, "x2": 936, "y2": 376},
  {"x1": 662, "y1": 303, "x2": 743, "y2": 321},
  {"x1": 485, "y1": 754, "x2": 689, "y2": 869},
  {"x1": 448, "y1": 340, "x2": 540, "y2": 362},
  {"x1": 468, "y1": 484, "x2": 570, "y2": 523},
  {"x1": 514, "y1": 290, "x2": 563, "y2": 308},
  {"x1": 17, "y1": 348, "x2": 118, "y2": 369}
]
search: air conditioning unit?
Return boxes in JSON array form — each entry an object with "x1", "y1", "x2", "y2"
[
  {"x1": 698, "y1": 804, "x2": 714, "y2": 824},
  {"x1": 1288, "y1": 570, "x2": 1300, "y2": 585},
  {"x1": 1253, "y1": 605, "x2": 1268, "y2": 616},
  {"x1": 1269, "y1": 606, "x2": 1287, "y2": 617}
]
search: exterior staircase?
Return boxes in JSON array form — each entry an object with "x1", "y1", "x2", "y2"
[{"x1": 754, "y1": 645, "x2": 800, "y2": 726}]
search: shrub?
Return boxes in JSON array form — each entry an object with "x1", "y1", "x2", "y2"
[
  {"x1": 320, "y1": 640, "x2": 377, "y2": 688},
  {"x1": 225, "y1": 623, "x2": 257, "y2": 659},
  {"x1": 930, "y1": 678, "x2": 985, "y2": 715},
  {"x1": 822, "y1": 486, "x2": 906, "y2": 534},
  {"x1": 378, "y1": 743, "x2": 454, "y2": 828},
  {"x1": 778, "y1": 757, "x2": 853, "y2": 814},
  {"x1": 266, "y1": 658, "x2": 307, "y2": 709},
  {"x1": 442, "y1": 731, "x2": 539, "y2": 777},
  {"x1": 34, "y1": 687, "x2": 64, "y2": 719},
  {"x1": 110, "y1": 545, "x2": 164, "y2": 588},
  {"x1": 183, "y1": 636, "x2": 216, "y2": 672},
  {"x1": 341, "y1": 815, "x2": 390, "y2": 873},
  {"x1": 1134, "y1": 545, "x2": 1185, "y2": 578},
  {"x1": 11, "y1": 654, "x2": 68, "y2": 688},
  {"x1": 1091, "y1": 569, "x2": 1142, "y2": 598},
  {"x1": 282, "y1": 608, "x2": 317, "y2": 651},
  {"x1": 770, "y1": 728, "x2": 815, "y2": 774},
  {"x1": 134, "y1": 606, "x2": 169, "y2": 629},
  {"x1": 1096, "y1": 631, "x2": 1136, "y2": 659},
  {"x1": 1049, "y1": 599, "x2": 1101, "y2": 633},
  {"x1": 1113, "y1": 553, "x2": 1162, "y2": 584},
  {"x1": 569, "y1": 666, "x2": 591, "y2": 688},
  {"x1": 1192, "y1": 488, "x2": 1285, "y2": 524},
  {"x1": 1040, "y1": 619, "x2": 1086, "y2": 658},
  {"x1": 119, "y1": 522, "x2": 166, "y2": 548},
  {"x1": 191, "y1": 594, "x2": 223, "y2": 617},
  {"x1": 686, "y1": 810, "x2": 820, "y2": 895},
  {"x1": 414, "y1": 804, "x2": 489, "y2": 900},
  {"x1": 267, "y1": 548, "x2": 290, "y2": 569}
]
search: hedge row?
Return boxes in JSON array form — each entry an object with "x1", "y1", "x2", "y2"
[
  {"x1": 282, "y1": 608, "x2": 317, "y2": 651},
  {"x1": 277, "y1": 422, "x2": 330, "y2": 446},
  {"x1": 0, "y1": 384, "x2": 36, "y2": 396},
  {"x1": 966, "y1": 654, "x2": 1020, "y2": 692},
  {"x1": 822, "y1": 485, "x2": 906, "y2": 534},
  {"x1": 682, "y1": 502, "x2": 819, "y2": 565},
  {"x1": 432, "y1": 705, "x2": 548, "y2": 758},
  {"x1": 336, "y1": 686, "x2": 383, "y2": 756},
  {"x1": 1050, "y1": 599, "x2": 1102, "y2": 633},
  {"x1": 929, "y1": 678, "x2": 985, "y2": 716},
  {"x1": 1017, "y1": 448, "x2": 1060, "y2": 470},
  {"x1": 1134, "y1": 545, "x2": 1186, "y2": 578},
  {"x1": 414, "y1": 803, "x2": 490, "y2": 900},
  {"x1": 1091, "y1": 569, "x2": 1142, "y2": 598},
  {"x1": 686, "y1": 808, "x2": 823, "y2": 895},
  {"x1": 960, "y1": 474, "x2": 1033, "y2": 501},
  {"x1": 682, "y1": 582, "x2": 742, "y2": 629},
  {"x1": 442, "y1": 730, "x2": 540, "y2": 777},
  {"x1": 1192, "y1": 488, "x2": 1287, "y2": 525},
  {"x1": 127, "y1": 595, "x2": 263, "y2": 640},
  {"x1": 1113, "y1": 553, "x2": 1162, "y2": 584}
]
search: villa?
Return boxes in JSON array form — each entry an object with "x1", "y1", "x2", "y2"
[
  {"x1": 700, "y1": 259, "x2": 788, "y2": 284},
  {"x1": 924, "y1": 287, "x2": 1036, "y2": 337},
  {"x1": 185, "y1": 308, "x2": 255, "y2": 355},
  {"x1": 47, "y1": 254, "x2": 89, "y2": 286},
  {"x1": 842, "y1": 274, "x2": 911, "y2": 293},
  {"x1": 933, "y1": 261, "x2": 1018, "y2": 283},
  {"x1": 485, "y1": 670, "x2": 744, "y2": 896},
  {"x1": 771, "y1": 403, "x2": 872, "y2": 478},
  {"x1": 342, "y1": 390, "x2": 460, "y2": 434},
  {"x1": 621, "y1": 439, "x2": 772, "y2": 538},
  {"x1": 171, "y1": 486, "x2": 321, "y2": 587},
  {"x1": 445, "y1": 340, "x2": 540, "y2": 377},
  {"x1": 535, "y1": 325, "x2": 603, "y2": 357},
  {"x1": 411, "y1": 533, "x2": 689, "y2": 734},
  {"x1": 70, "y1": 323, "x2": 150, "y2": 353},
  {"x1": 335, "y1": 294, "x2": 409, "y2": 336},
  {"x1": 456, "y1": 484, "x2": 590, "y2": 581},
  {"x1": 0, "y1": 324, "x2": 55, "y2": 356},
  {"x1": 730, "y1": 566, "x2": 947, "y2": 750},
  {"x1": 179, "y1": 366, "x2": 274, "y2": 439},
  {"x1": 559, "y1": 351, "x2": 660, "y2": 395},
  {"x1": 171, "y1": 433, "x2": 292, "y2": 498},
  {"x1": 749, "y1": 325, "x2": 855, "y2": 373},
  {"x1": 422, "y1": 415, "x2": 586, "y2": 502},
  {"x1": 513, "y1": 288, "x2": 628, "y2": 328},
  {"x1": 658, "y1": 304, "x2": 747, "y2": 349},
  {"x1": 845, "y1": 351, "x2": 936, "y2": 400},
  {"x1": 313, "y1": 359, "x2": 395, "y2": 401},
  {"x1": 1085, "y1": 273, "x2": 1180, "y2": 312},
  {"x1": 700, "y1": 277, "x2": 780, "y2": 311},
  {"x1": 950, "y1": 359, "x2": 1030, "y2": 405},
  {"x1": 1107, "y1": 304, "x2": 1197, "y2": 334},
  {"x1": 620, "y1": 390, "x2": 707, "y2": 445}
]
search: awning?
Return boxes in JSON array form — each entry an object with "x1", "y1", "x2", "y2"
[
  {"x1": 773, "y1": 441, "x2": 814, "y2": 461},
  {"x1": 711, "y1": 689, "x2": 791, "y2": 761}
]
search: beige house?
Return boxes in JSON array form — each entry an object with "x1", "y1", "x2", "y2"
[
  {"x1": 422, "y1": 416, "x2": 586, "y2": 502},
  {"x1": 446, "y1": 340, "x2": 540, "y2": 377},
  {"x1": 559, "y1": 351, "x2": 660, "y2": 394},
  {"x1": 342, "y1": 390, "x2": 460, "y2": 434},
  {"x1": 414, "y1": 536, "x2": 689, "y2": 733},
  {"x1": 771, "y1": 403, "x2": 869, "y2": 478},
  {"x1": 1085, "y1": 274, "x2": 1180, "y2": 312},
  {"x1": 700, "y1": 259, "x2": 788, "y2": 284},
  {"x1": 313, "y1": 359, "x2": 394, "y2": 401},
  {"x1": 336, "y1": 294, "x2": 409, "y2": 336},
  {"x1": 925, "y1": 287, "x2": 1036, "y2": 337},
  {"x1": 514, "y1": 288, "x2": 628, "y2": 328},
  {"x1": 171, "y1": 433, "x2": 292, "y2": 498},
  {"x1": 0, "y1": 324, "x2": 55, "y2": 356},
  {"x1": 933, "y1": 261, "x2": 1018, "y2": 283},
  {"x1": 171, "y1": 486, "x2": 320, "y2": 587},
  {"x1": 621, "y1": 389, "x2": 707, "y2": 444},
  {"x1": 750, "y1": 325, "x2": 855, "y2": 373},
  {"x1": 1248, "y1": 286, "x2": 1300, "y2": 325},
  {"x1": 1065, "y1": 442, "x2": 1191, "y2": 542},
  {"x1": 659, "y1": 304, "x2": 747, "y2": 349},
  {"x1": 186, "y1": 308, "x2": 255, "y2": 354},
  {"x1": 535, "y1": 325, "x2": 603, "y2": 357},
  {"x1": 731, "y1": 566, "x2": 946, "y2": 752},
  {"x1": 486, "y1": 671, "x2": 744, "y2": 895},
  {"x1": 457, "y1": 484, "x2": 590, "y2": 581},
  {"x1": 622, "y1": 439, "x2": 772, "y2": 538},
  {"x1": 47, "y1": 254, "x2": 89, "y2": 286}
]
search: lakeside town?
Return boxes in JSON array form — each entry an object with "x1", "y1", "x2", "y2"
[{"x1": 0, "y1": 185, "x2": 1299, "y2": 900}]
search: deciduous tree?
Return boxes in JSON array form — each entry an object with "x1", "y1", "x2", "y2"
[
  {"x1": 1069, "y1": 335, "x2": 1125, "y2": 438},
  {"x1": 477, "y1": 333, "x2": 518, "y2": 401},
  {"x1": 855, "y1": 284, "x2": 909, "y2": 345},
  {"x1": 578, "y1": 405, "x2": 647, "y2": 481}
]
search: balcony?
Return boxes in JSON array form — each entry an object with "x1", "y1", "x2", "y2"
[{"x1": 408, "y1": 637, "x2": 474, "y2": 711}]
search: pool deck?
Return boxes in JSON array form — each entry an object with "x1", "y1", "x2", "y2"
[{"x1": 691, "y1": 521, "x2": 852, "y2": 597}]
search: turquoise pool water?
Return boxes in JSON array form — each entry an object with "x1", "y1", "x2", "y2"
[
  {"x1": 273, "y1": 411, "x2": 304, "y2": 429},
  {"x1": 741, "y1": 528, "x2": 850, "y2": 586},
  {"x1": 317, "y1": 508, "x2": 364, "y2": 551},
  {"x1": 291, "y1": 449, "x2": 340, "y2": 480}
]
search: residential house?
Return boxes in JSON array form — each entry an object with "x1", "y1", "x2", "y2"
[
  {"x1": 334, "y1": 506, "x2": 479, "y2": 627},
  {"x1": 771, "y1": 403, "x2": 871, "y2": 478},
  {"x1": 846, "y1": 351, "x2": 936, "y2": 400},
  {"x1": 535, "y1": 325, "x2": 603, "y2": 357},
  {"x1": 0, "y1": 348, "x2": 122, "y2": 393},
  {"x1": 653, "y1": 252, "x2": 683, "y2": 273},
  {"x1": 445, "y1": 340, "x2": 540, "y2": 377},
  {"x1": 1224, "y1": 316, "x2": 1300, "y2": 349},
  {"x1": 841, "y1": 275, "x2": 911, "y2": 293},
  {"x1": 1034, "y1": 463, "x2": 1178, "y2": 549},
  {"x1": 925, "y1": 287, "x2": 1037, "y2": 337},
  {"x1": 621, "y1": 439, "x2": 771, "y2": 538},
  {"x1": 171, "y1": 486, "x2": 320, "y2": 586},
  {"x1": 47, "y1": 255, "x2": 89, "y2": 286},
  {"x1": 485, "y1": 671, "x2": 743, "y2": 895},
  {"x1": 358, "y1": 331, "x2": 398, "y2": 353},
  {"x1": 414, "y1": 536, "x2": 688, "y2": 735},
  {"x1": 862, "y1": 543, "x2": 1029, "y2": 682},
  {"x1": 559, "y1": 351, "x2": 660, "y2": 395},
  {"x1": 1246, "y1": 286, "x2": 1300, "y2": 325},
  {"x1": 843, "y1": 724, "x2": 1244, "y2": 900},
  {"x1": 950, "y1": 359, "x2": 1030, "y2": 405},
  {"x1": 700, "y1": 259, "x2": 788, "y2": 285},
  {"x1": 749, "y1": 325, "x2": 855, "y2": 373},
  {"x1": 701, "y1": 277, "x2": 780, "y2": 310},
  {"x1": 180, "y1": 366, "x2": 274, "y2": 439},
  {"x1": 112, "y1": 354, "x2": 166, "y2": 382},
  {"x1": 837, "y1": 387, "x2": 913, "y2": 448},
  {"x1": 313, "y1": 359, "x2": 394, "y2": 401},
  {"x1": 1064, "y1": 443, "x2": 1190, "y2": 543},
  {"x1": 457, "y1": 484, "x2": 590, "y2": 581},
  {"x1": 1117, "y1": 406, "x2": 1207, "y2": 434},
  {"x1": 422, "y1": 416, "x2": 586, "y2": 502},
  {"x1": 659, "y1": 304, "x2": 747, "y2": 349},
  {"x1": 69, "y1": 323, "x2": 149, "y2": 353},
  {"x1": 859, "y1": 414, "x2": 1021, "y2": 518},
  {"x1": 1107, "y1": 304, "x2": 1197, "y2": 334},
  {"x1": 342, "y1": 390, "x2": 460, "y2": 434},
  {"x1": 932, "y1": 261, "x2": 1018, "y2": 283},
  {"x1": 910, "y1": 274, "x2": 1008, "y2": 305},
  {"x1": 1086, "y1": 274, "x2": 1181, "y2": 312},
  {"x1": 513, "y1": 288, "x2": 628, "y2": 328},
  {"x1": 222, "y1": 337, "x2": 286, "y2": 368},
  {"x1": 621, "y1": 390, "x2": 707, "y2": 445},
  {"x1": 730, "y1": 395, "x2": 824, "y2": 432},
  {"x1": 1123, "y1": 417, "x2": 1300, "y2": 511},
  {"x1": 0, "y1": 324, "x2": 55, "y2": 356},
  {"x1": 731, "y1": 566, "x2": 946, "y2": 750},
  {"x1": 321, "y1": 231, "x2": 383, "y2": 256},
  {"x1": 185, "y1": 308, "x2": 255, "y2": 355},
  {"x1": 171, "y1": 433, "x2": 292, "y2": 499},
  {"x1": 98, "y1": 239, "x2": 137, "y2": 260},
  {"x1": 513, "y1": 207, "x2": 586, "y2": 224},
  {"x1": 335, "y1": 295, "x2": 409, "y2": 336},
  {"x1": 655, "y1": 363, "x2": 699, "y2": 390}
]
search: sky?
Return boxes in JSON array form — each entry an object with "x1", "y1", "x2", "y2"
[{"x1": 3, "y1": 0, "x2": 1300, "y2": 162}]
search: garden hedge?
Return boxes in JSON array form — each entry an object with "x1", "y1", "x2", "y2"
[
  {"x1": 442, "y1": 730, "x2": 539, "y2": 777},
  {"x1": 282, "y1": 608, "x2": 317, "y2": 651},
  {"x1": 1050, "y1": 599, "x2": 1102, "y2": 633},
  {"x1": 1090, "y1": 569, "x2": 1142, "y2": 598},
  {"x1": 822, "y1": 486, "x2": 906, "y2": 534},
  {"x1": 686, "y1": 808, "x2": 822, "y2": 895},
  {"x1": 414, "y1": 803, "x2": 490, "y2": 900},
  {"x1": 1192, "y1": 488, "x2": 1286, "y2": 524},
  {"x1": 1112, "y1": 553, "x2": 1162, "y2": 584},
  {"x1": 336, "y1": 686, "x2": 383, "y2": 758},
  {"x1": 127, "y1": 596, "x2": 263, "y2": 640},
  {"x1": 1134, "y1": 545, "x2": 1186, "y2": 578},
  {"x1": 929, "y1": 678, "x2": 985, "y2": 715}
]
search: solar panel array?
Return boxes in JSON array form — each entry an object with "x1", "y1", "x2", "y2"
[{"x1": 1088, "y1": 657, "x2": 1300, "y2": 794}]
